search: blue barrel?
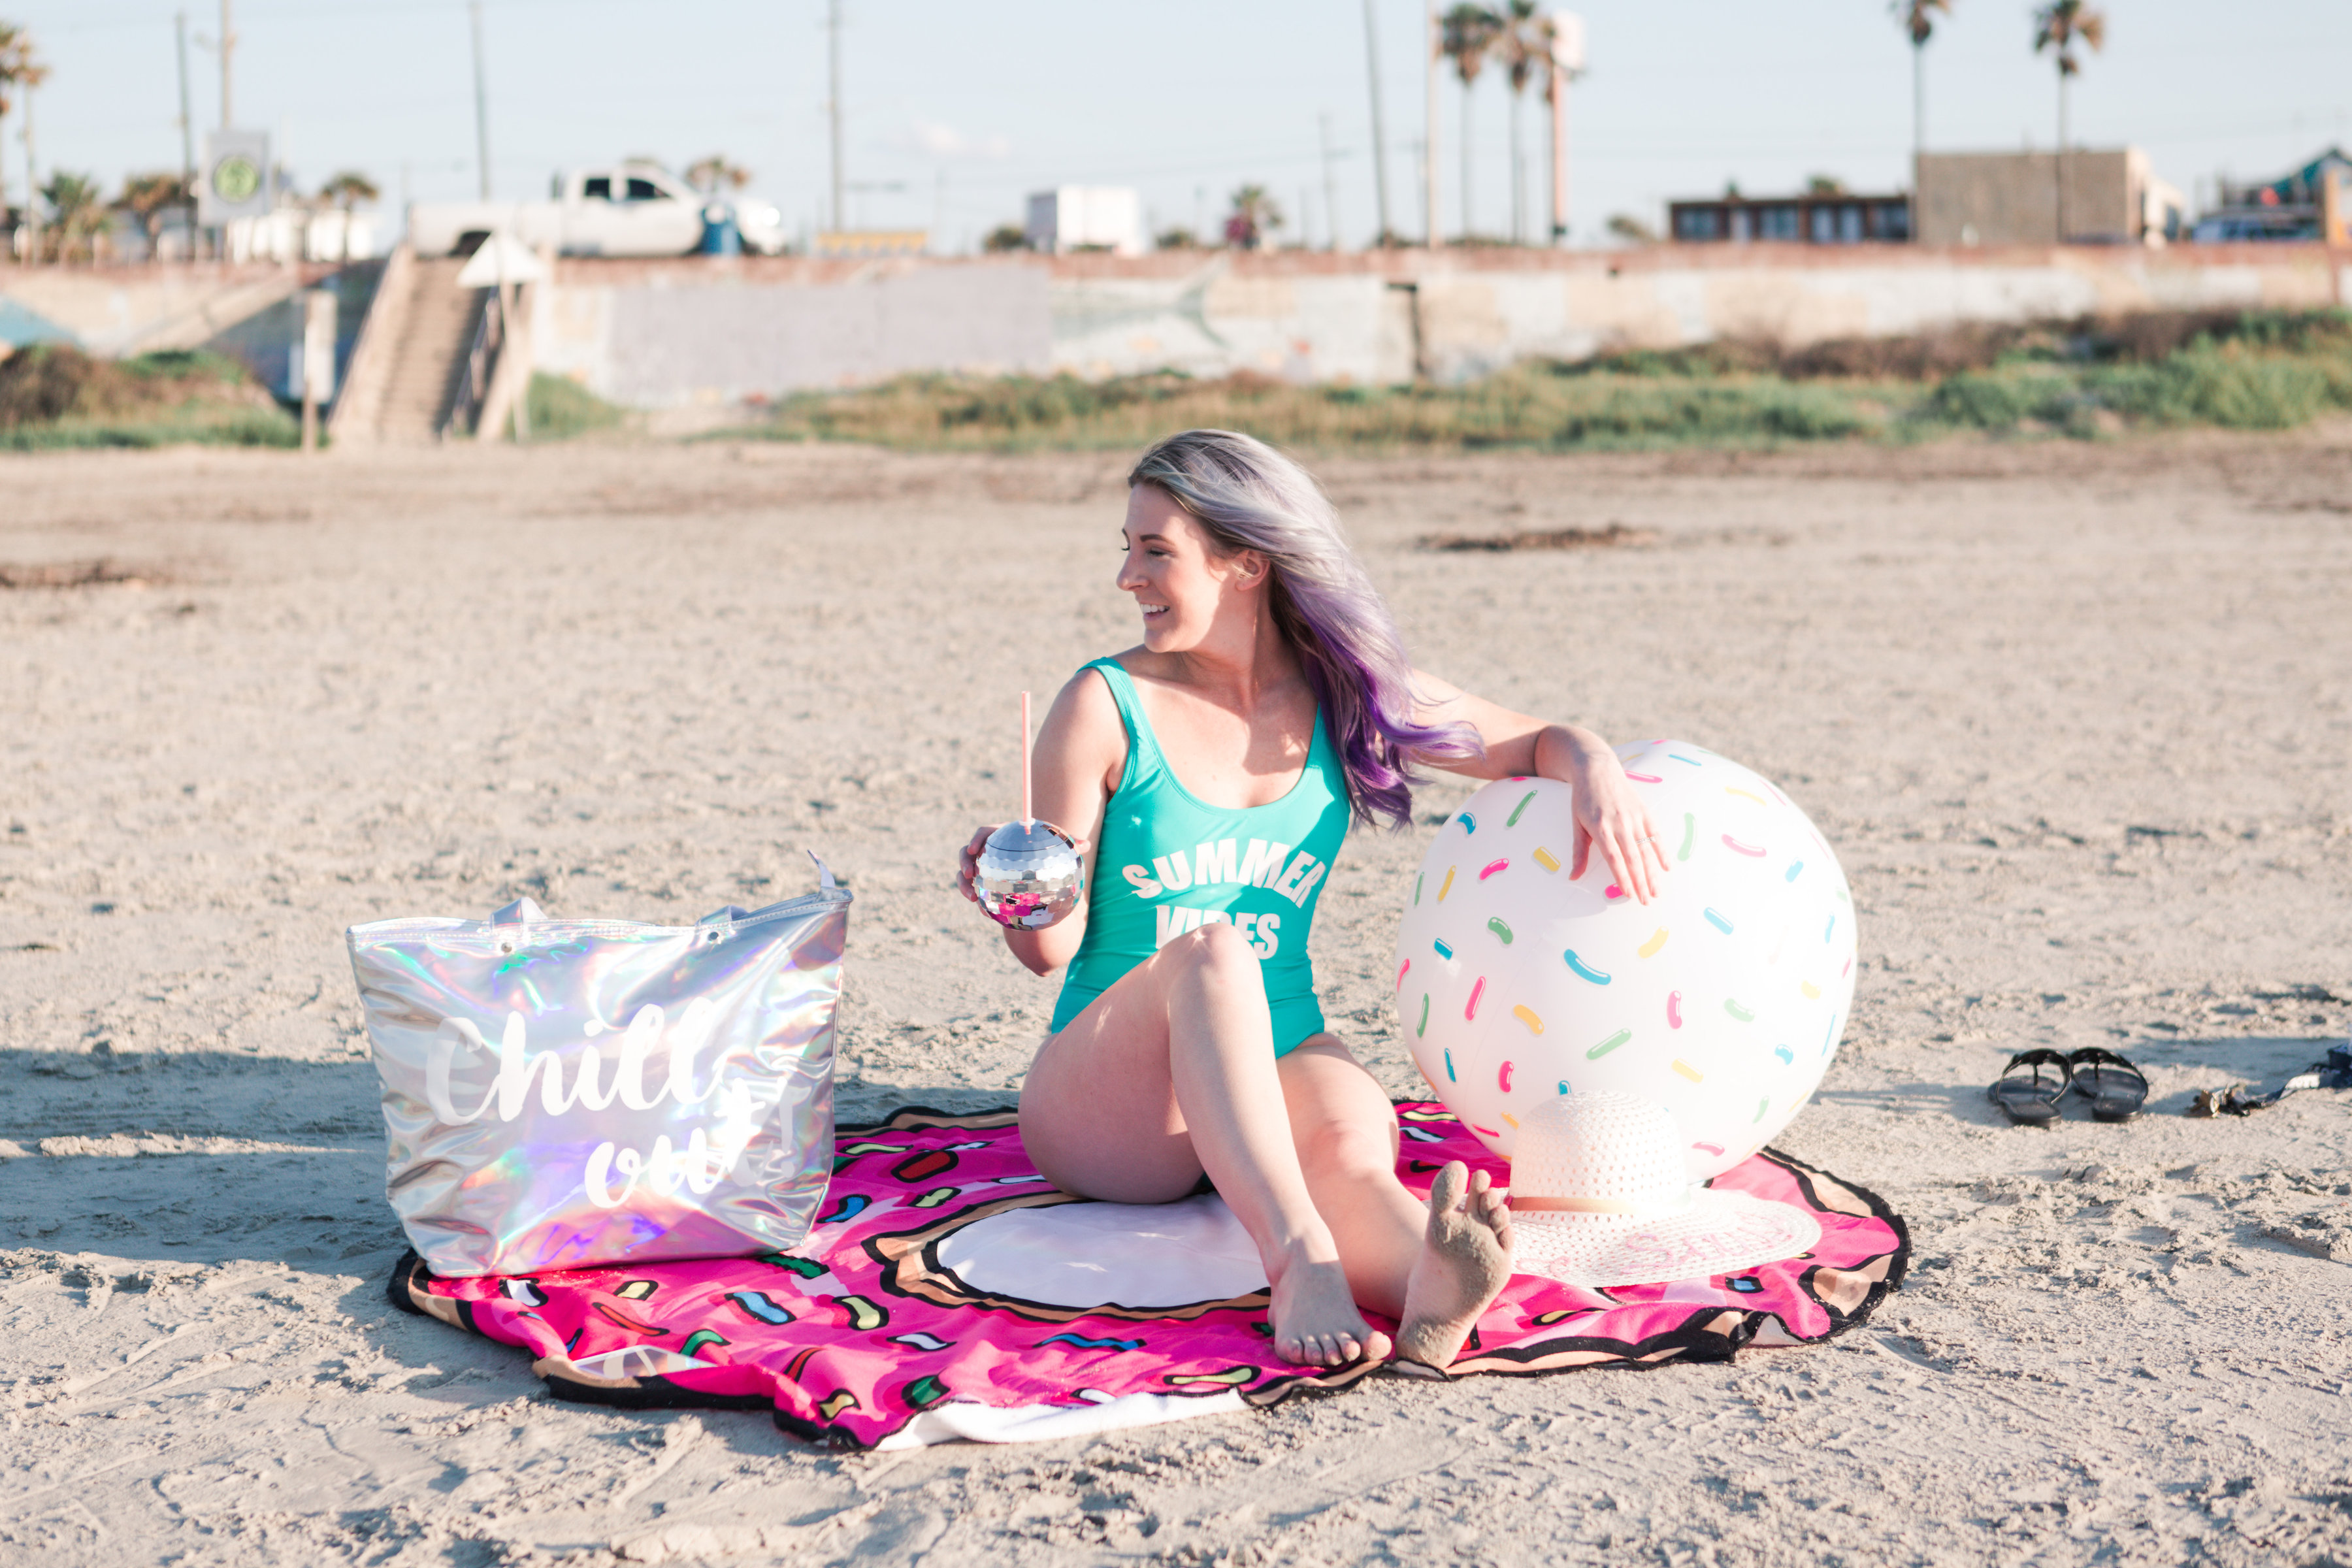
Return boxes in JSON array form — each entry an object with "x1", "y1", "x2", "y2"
[{"x1": 698, "y1": 202, "x2": 742, "y2": 256}]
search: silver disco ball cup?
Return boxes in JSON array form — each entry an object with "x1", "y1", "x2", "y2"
[{"x1": 975, "y1": 820, "x2": 1085, "y2": 930}]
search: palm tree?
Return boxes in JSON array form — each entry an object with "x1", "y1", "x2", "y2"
[
  {"x1": 1497, "y1": 1, "x2": 1551, "y2": 245},
  {"x1": 40, "y1": 171, "x2": 102, "y2": 263},
  {"x1": 2033, "y1": 0, "x2": 2106, "y2": 242},
  {"x1": 1440, "y1": 4, "x2": 1503, "y2": 242},
  {"x1": 1, "y1": 23, "x2": 49, "y2": 252},
  {"x1": 1893, "y1": 1, "x2": 1951, "y2": 163},
  {"x1": 685, "y1": 156, "x2": 752, "y2": 195},
  {"x1": 1224, "y1": 185, "x2": 1284, "y2": 250},
  {"x1": 320, "y1": 170, "x2": 380, "y2": 211},
  {"x1": 118, "y1": 172, "x2": 189, "y2": 257}
]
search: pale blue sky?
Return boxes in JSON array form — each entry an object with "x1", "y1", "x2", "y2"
[{"x1": 12, "y1": 1, "x2": 2351, "y2": 250}]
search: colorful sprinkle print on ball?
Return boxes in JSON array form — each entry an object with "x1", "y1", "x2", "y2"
[{"x1": 1394, "y1": 743, "x2": 1857, "y2": 1181}]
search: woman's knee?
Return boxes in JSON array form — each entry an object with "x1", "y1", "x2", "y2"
[
  {"x1": 1163, "y1": 920, "x2": 1260, "y2": 984},
  {"x1": 1293, "y1": 1103, "x2": 1400, "y2": 1183}
]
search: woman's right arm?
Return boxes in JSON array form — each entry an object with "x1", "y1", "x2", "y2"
[{"x1": 954, "y1": 667, "x2": 1127, "y2": 977}]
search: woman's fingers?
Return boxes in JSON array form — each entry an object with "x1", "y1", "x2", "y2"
[
  {"x1": 955, "y1": 822, "x2": 1007, "y2": 903},
  {"x1": 1595, "y1": 825, "x2": 1642, "y2": 906},
  {"x1": 1589, "y1": 808, "x2": 1660, "y2": 905},
  {"x1": 1580, "y1": 786, "x2": 1674, "y2": 904},
  {"x1": 1642, "y1": 813, "x2": 1672, "y2": 882},
  {"x1": 1635, "y1": 823, "x2": 1665, "y2": 899},
  {"x1": 1569, "y1": 817, "x2": 1593, "y2": 881},
  {"x1": 1624, "y1": 819, "x2": 1658, "y2": 903},
  {"x1": 1624, "y1": 828, "x2": 1658, "y2": 904}
]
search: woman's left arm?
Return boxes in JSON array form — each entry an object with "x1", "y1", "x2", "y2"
[{"x1": 1408, "y1": 669, "x2": 1670, "y2": 905}]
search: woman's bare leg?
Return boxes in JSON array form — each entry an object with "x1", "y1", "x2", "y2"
[
  {"x1": 1019, "y1": 923, "x2": 1391, "y2": 1368},
  {"x1": 1274, "y1": 1043, "x2": 1423, "y2": 1316},
  {"x1": 1278, "y1": 1041, "x2": 1516, "y2": 1367}
]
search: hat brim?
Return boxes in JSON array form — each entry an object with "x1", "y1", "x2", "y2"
[{"x1": 1509, "y1": 1189, "x2": 1823, "y2": 1288}]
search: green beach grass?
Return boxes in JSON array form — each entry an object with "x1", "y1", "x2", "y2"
[
  {"x1": 0, "y1": 345, "x2": 299, "y2": 451},
  {"x1": 715, "y1": 308, "x2": 2352, "y2": 455},
  {"x1": 8, "y1": 309, "x2": 2346, "y2": 455},
  {"x1": 521, "y1": 371, "x2": 627, "y2": 440}
]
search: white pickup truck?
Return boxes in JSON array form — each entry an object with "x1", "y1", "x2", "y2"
[{"x1": 408, "y1": 165, "x2": 789, "y2": 258}]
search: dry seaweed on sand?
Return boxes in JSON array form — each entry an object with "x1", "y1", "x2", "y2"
[
  {"x1": 1420, "y1": 523, "x2": 1660, "y2": 553},
  {"x1": 0, "y1": 557, "x2": 167, "y2": 590}
]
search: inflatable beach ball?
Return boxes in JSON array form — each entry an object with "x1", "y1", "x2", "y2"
[{"x1": 1394, "y1": 741, "x2": 1856, "y2": 1181}]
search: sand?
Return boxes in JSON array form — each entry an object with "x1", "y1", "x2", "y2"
[{"x1": 2, "y1": 429, "x2": 2349, "y2": 1566}]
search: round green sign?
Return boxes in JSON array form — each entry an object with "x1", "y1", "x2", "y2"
[{"x1": 211, "y1": 154, "x2": 261, "y2": 204}]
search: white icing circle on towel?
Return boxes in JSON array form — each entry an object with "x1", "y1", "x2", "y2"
[{"x1": 935, "y1": 1194, "x2": 1268, "y2": 1309}]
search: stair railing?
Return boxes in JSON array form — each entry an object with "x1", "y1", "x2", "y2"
[{"x1": 440, "y1": 289, "x2": 502, "y2": 440}]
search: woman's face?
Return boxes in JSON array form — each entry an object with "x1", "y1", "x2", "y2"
[{"x1": 1116, "y1": 485, "x2": 1262, "y2": 653}]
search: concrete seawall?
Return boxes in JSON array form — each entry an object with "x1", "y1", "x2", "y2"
[
  {"x1": 8, "y1": 243, "x2": 2348, "y2": 414},
  {"x1": 0, "y1": 260, "x2": 377, "y2": 402},
  {"x1": 528, "y1": 257, "x2": 1053, "y2": 409},
  {"x1": 529, "y1": 243, "x2": 2349, "y2": 407}
]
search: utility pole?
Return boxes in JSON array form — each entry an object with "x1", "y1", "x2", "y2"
[
  {"x1": 1318, "y1": 112, "x2": 1342, "y2": 251},
  {"x1": 826, "y1": 0, "x2": 844, "y2": 232},
  {"x1": 1360, "y1": 0, "x2": 1392, "y2": 244},
  {"x1": 218, "y1": 0, "x2": 235, "y2": 127},
  {"x1": 1912, "y1": 37, "x2": 1926, "y2": 167},
  {"x1": 1424, "y1": 0, "x2": 1441, "y2": 246},
  {"x1": 21, "y1": 83, "x2": 37, "y2": 265},
  {"x1": 469, "y1": 1, "x2": 491, "y2": 199},
  {"x1": 175, "y1": 12, "x2": 197, "y2": 253},
  {"x1": 1548, "y1": 12, "x2": 1585, "y2": 246}
]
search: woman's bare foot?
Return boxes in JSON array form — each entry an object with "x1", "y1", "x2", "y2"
[
  {"x1": 1267, "y1": 1254, "x2": 1392, "y2": 1368},
  {"x1": 1395, "y1": 1162, "x2": 1514, "y2": 1369}
]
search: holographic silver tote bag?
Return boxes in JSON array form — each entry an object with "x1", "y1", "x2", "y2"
[{"x1": 348, "y1": 860, "x2": 850, "y2": 1278}]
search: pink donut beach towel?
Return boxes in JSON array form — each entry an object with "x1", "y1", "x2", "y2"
[{"x1": 389, "y1": 1101, "x2": 1908, "y2": 1450}]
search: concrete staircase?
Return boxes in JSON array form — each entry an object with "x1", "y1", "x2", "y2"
[{"x1": 333, "y1": 252, "x2": 487, "y2": 445}]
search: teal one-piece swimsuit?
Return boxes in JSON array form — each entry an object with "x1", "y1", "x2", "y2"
[{"x1": 1049, "y1": 657, "x2": 1351, "y2": 1055}]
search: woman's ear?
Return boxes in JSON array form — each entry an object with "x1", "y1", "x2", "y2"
[{"x1": 1231, "y1": 550, "x2": 1269, "y2": 587}]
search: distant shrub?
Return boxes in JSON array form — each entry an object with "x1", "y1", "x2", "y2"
[
  {"x1": 704, "y1": 306, "x2": 2352, "y2": 454},
  {"x1": 1925, "y1": 372, "x2": 2049, "y2": 429},
  {"x1": 0, "y1": 344, "x2": 293, "y2": 448},
  {"x1": 0, "y1": 409, "x2": 297, "y2": 450},
  {"x1": 1531, "y1": 380, "x2": 1869, "y2": 446},
  {"x1": 2091, "y1": 349, "x2": 2335, "y2": 430},
  {"x1": 522, "y1": 372, "x2": 624, "y2": 440},
  {"x1": 735, "y1": 365, "x2": 1876, "y2": 454}
]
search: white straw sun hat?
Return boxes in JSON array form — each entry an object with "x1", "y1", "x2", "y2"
[{"x1": 1507, "y1": 1092, "x2": 1822, "y2": 1288}]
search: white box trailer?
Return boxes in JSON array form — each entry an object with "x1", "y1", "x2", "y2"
[{"x1": 1024, "y1": 187, "x2": 1143, "y2": 256}]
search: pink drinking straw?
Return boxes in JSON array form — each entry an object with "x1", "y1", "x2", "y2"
[{"x1": 1021, "y1": 691, "x2": 1034, "y2": 829}]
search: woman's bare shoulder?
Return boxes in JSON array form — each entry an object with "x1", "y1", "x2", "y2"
[
  {"x1": 1050, "y1": 657, "x2": 1131, "y2": 728},
  {"x1": 1040, "y1": 657, "x2": 1136, "y2": 791}
]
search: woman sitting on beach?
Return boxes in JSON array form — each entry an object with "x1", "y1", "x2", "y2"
[{"x1": 956, "y1": 430, "x2": 1669, "y2": 1370}]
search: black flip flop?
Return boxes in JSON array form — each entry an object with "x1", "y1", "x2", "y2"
[
  {"x1": 1988, "y1": 1049, "x2": 2073, "y2": 1125},
  {"x1": 2065, "y1": 1047, "x2": 2149, "y2": 1122}
]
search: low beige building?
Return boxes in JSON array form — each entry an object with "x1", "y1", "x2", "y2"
[{"x1": 1916, "y1": 149, "x2": 2184, "y2": 247}]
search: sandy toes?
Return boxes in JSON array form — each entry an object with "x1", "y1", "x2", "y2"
[
  {"x1": 1396, "y1": 1162, "x2": 1516, "y2": 1369},
  {"x1": 1268, "y1": 1256, "x2": 1392, "y2": 1368}
]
